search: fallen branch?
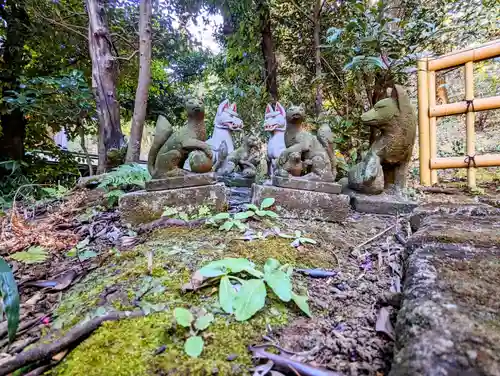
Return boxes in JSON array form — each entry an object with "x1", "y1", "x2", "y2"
[
  {"x1": 137, "y1": 217, "x2": 207, "y2": 235},
  {"x1": 0, "y1": 311, "x2": 144, "y2": 376},
  {"x1": 417, "y1": 186, "x2": 461, "y2": 195},
  {"x1": 352, "y1": 224, "x2": 396, "y2": 255},
  {"x1": 249, "y1": 346, "x2": 342, "y2": 376}
]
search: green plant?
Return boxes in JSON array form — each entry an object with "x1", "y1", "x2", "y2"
[
  {"x1": 0, "y1": 257, "x2": 20, "y2": 342},
  {"x1": 173, "y1": 307, "x2": 214, "y2": 358},
  {"x1": 194, "y1": 257, "x2": 311, "y2": 321},
  {"x1": 10, "y1": 246, "x2": 48, "y2": 264},
  {"x1": 66, "y1": 238, "x2": 98, "y2": 261},
  {"x1": 104, "y1": 189, "x2": 126, "y2": 207},
  {"x1": 98, "y1": 164, "x2": 151, "y2": 192},
  {"x1": 278, "y1": 231, "x2": 317, "y2": 248},
  {"x1": 162, "y1": 205, "x2": 212, "y2": 221}
]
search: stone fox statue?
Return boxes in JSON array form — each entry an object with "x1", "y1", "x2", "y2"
[
  {"x1": 347, "y1": 85, "x2": 417, "y2": 194},
  {"x1": 183, "y1": 99, "x2": 243, "y2": 170},
  {"x1": 215, "y1": 134, "x2": 260, "y2": 178},
  {"x1": 263, "y1": 102, "x2": 287, "y2": 176},
  {"x1": 148, "y1": 97, "x2": 213, "y2": 179},
  {"x1": 276, "y1": 104, "x2": 336, "y2": 181}
]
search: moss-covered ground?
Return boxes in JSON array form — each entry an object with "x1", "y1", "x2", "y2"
[{"x1": 52, "y1": 227, "x2": 336, "y2": 376}]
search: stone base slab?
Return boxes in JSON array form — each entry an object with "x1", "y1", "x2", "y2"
[
  {"x1": 391, "y1": 212, "x2": 500, "y2": 376},
  {"x1": 272, "y1": 176, "x2": 341, "y2": 194},
  {"x1": 120, "y1": 183, "x2": 228, "y2": 225},
  {"x1": 145, "y1": 172, "x2": 216, "y2": 191},
  {"x1": 343, "y1": 188, "x2": 418, "y2": 215},
  {"x1": 251, "y1": 184, "x2": 349, "y2": 222},
  {"x1": 217, "y1": 173, "x2": 255, "y2": 188}
]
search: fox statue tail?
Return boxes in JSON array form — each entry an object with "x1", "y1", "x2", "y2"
[
  {"x1": 148, "y1": 115, "x2": 173, "y2": 177},
  {"x1": 316, "y1": 124, "x2": 337, "y2": 179}
]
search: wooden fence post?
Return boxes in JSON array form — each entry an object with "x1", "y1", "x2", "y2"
[
  {"x1": 464, "y1": 61, "x2": 476, "y2": 188},
  {"x1": 418, "y1": 58, "x2": 431, "y2": 186},
  {"x1": 428, "y1": 70, "x2": 438, "y2": 185}
]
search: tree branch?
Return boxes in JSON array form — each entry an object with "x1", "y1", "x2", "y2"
[
  {"x1": 115, "y1": 50, "x2": 139, "y2": 61},
  {"x1": 40, "y1": 16, "x2": 88, "y2": 40},
  {"x1": 289, "y1": 0, "x2": 314, "y2": 24}
]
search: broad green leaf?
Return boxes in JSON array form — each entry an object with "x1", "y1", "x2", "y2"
[
  {"x1": 255, "y1": 210, "x2": 267, "y2": 217},
  {"x1": 219, "y1": 221, "x2": 234, "y2": 231},
  {"x1": 184, "y1": 336, "x2": 204, "y2": 358},
  {"x1": 263, "y1": 211, "x2": 279, "y2": 218},
  {"x1": 292, "y1": 293, "x2": 312, "y2": 318},
  {"x1": 0, "y1": 258, "x2": 20, "y2": 342},
  {"x1": 66, "y1": 248, "x2": 77, "y2": 257},
  {"x1": 179, "y1": 212, "x2": 189, "y2": 221},
  {"x1": 174, "y1": 307, "x2": 193, "y2": 327},
  {"x1": 244, "y1": 267, "x2": 264, "y2": 278},
  {"x1": 219, "y1": 276, "x2": 234, "y2": 314},
  {"x1": 10, "y1": 246, "x2": 48, "y2": 264},
  {"x1": 245, "y1": 204, "x2": 259, "y2": 211},
  {"x1": 78, "y1": 250, "x2": 98, "y2": 261},
  {"x1": 233, "y1": 279, "x2": 267, "y2": 321},
  {"x1": 234, "y1": 211, "x2": 254, "y2": 220},
  {"x1": 294, "y1": 230, "x2": 302, "y2": 238},
  {"x1": 264, "y1": 270, "x2": 292, "y2": 302},
  {"x1": 233, "y1": 220, "x2": 247, "y2": 231},
  {"x1": 162, "y1": 207, "x2": 178, "y2": 217},
  {"x1": 264, "y1": 258, "x2": 280, "y2": 275},
  {"x1": 212, "y1": 212, "x2": 230, "y2": 221},
  {"x1": 201, "y1": 258, "x2": 255, "y2": 275},
  {"x1": 194, "y1": 313, "x2": 214, "y2": 331},
  {"x1": 300, "y1": 237, "x2": 317, "y2": 245},
  {"x1": 260, "y1": 197, "x2": 275, "y2": 209}
]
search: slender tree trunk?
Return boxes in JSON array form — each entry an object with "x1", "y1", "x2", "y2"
[
  {"x1": 79, "y1": 124, "x2": 93, "y2": 176},
  {"x1": 313, "y1": 0, "x2": 323, "y2": 116},
  {"x1": 257, "y1": 0, "x2": 278, "y2": 102},
  {"x1": 125, "y1": 0, "x2": 152, "y2": 162},
  {"x1": 0, "y1": 1, "x2": 30, "y2": 161},
  {"x1": 86, "y1": 0, "x2": 124, "y2": 173}
]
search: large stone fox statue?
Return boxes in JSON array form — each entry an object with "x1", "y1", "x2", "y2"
[
  {"x1": 148, "y1": 97, "x2": 213, "y2": 179},
  {"x1": 346, "y1": 85, "x2": 417, "y2": 194},
  {"x1": 263, "y1": 102, "x2": 287, "y2": 176},
  {"x1": 183, "y1": 99, "x2": 243, "y2": 170}
]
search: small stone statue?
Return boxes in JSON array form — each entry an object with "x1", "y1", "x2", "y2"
[
  {"x1": 344, "y1": 85, "x2": 417, "y2": 195},
  {"x1": 147, "y1": 97, "x2": 213, "y2": 179},
  {"x1": 263, "y1": 102, "x2": 287, "y2": 176},
  {"x1": 183, "y1": 99, "x2": 243, "y2": 170},
  {"x1": 215, "y1": 135, "x2": 260, "y2": 178},
  {"x1": 275, "y1": 104, "x2": 336, "y2": 182}
]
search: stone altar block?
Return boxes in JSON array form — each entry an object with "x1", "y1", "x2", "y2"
[
  {"x1": 119, "y1": 182, "x2": 229, "y2": 225},
  {"x1": 342, "y1": 187, "x2": 418, "y2": 215},
  {"x1": 251, "y1": 183, "x2": 350, "y2": 222}
]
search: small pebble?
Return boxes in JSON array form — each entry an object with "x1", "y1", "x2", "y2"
[
  {"x1": 154, "y1": 345, "x2": 167, "y2": 355},
  {"x1": 226, "y1": 353, "x2": 238, "y2": 361}
]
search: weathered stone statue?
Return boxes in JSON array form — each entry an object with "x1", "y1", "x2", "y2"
[
  {"x1": 263, "y1": 102, "x2": 287, "y2": 176},
  {"x1": 183, "y1": 99, "x2": 243, "y2": 170},
  {"x1": 275, "y1": 104, "x2": 336, "y2": 182},
  {"x1": 215, "y1": 135, "x2": 260, "y2": 178},
  {"x1": 344, "y1": 85, "x2": 417, "y2": 195},
  {"x1": 147, "y1": 97, "x2": 213, "y2": 179}
]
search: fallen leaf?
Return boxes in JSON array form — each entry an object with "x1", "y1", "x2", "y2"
[
  {"x1": 375, "y1": 307, "x2": 395, "y2": 340},
  {"x1": 52, "y1": 350, "x2": 68, "y2": 361}
]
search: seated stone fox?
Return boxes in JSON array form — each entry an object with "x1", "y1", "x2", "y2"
[
  {"x1": 214, "y1": 135, "x2": 260, "y2": 178},
  {"x1": 276, "y1": 104, "x2": 336, "y2": 181},
  {"x1": 147, "y1": 97, "x2": 213, "y2": 179},
  {"x1": 347, "y1": 85, "x2": 417, "y2": 194}
]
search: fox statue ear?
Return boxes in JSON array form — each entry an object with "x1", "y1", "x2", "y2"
[
  {"x1": 217, "y1": 99, "x2": 230, "y2": 115},
  {"x1": 275, "y1": 102, "x2": 285, "y2": 117},
  {"x1": 299, "y1": 103, "x2": 305, "y2": 110},
  {"x1": 231, "y1": 102, "x2": 237, "y2": 112},
  {"x1": 390, "y1": 85, "x2": 402, "y2": 109},
  {"x1": 265, "y1": 104, "x2": 273, "y2": 114}
]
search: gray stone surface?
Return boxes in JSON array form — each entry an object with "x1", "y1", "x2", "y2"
[
  {"x1": 119, "y1": 183, "x2": 228, "y2": 225},
  {"x1": 410, "y1": 203, "x2": 500, "y2": 232},
  {"x1": 145, "y1": 172, "x2": 216, "y2": 191},
  {"x1": 272, "y1": 176, "x2": 341, "y2": 194},
  {"x1": 391, "y1": 212, "x2": 500, "y2": 376},
  {"x1": 251, "y1": 184, "x2": 349, "y2": 222},
  {"x1": 217, "y1": 173, "x2": 255, "y2": 188},
  {"x1": 343, "y1": 188, "x2": 417, "y2": 215}
]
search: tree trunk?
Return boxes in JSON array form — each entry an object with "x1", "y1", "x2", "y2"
[
  {"x1": 257, "y1": 0, "x2": 278, "y2": 102},
  {"x1": 86, "y1": 0, "x2": 124, "y2": 173},
  {"x1": 313, "y1": 0, "x2": 323, "y2": 116},
  {"x1": 0, "y1": 1, "x2": 30, "y2": 161},
  {"x1": 125, "y1": 0, "x2": 152, "y2": 162}
]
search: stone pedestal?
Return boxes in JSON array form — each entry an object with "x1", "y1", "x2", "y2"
[
  {"x1": 251, "y1": 184, "x2": 350, "y2": 222},
  {"x1": 343, "y1": 188, "x2": 418, "y2": 215},
  {"x1": 119, "y1": 183, "x2": 228, "y2": 225},
  {"x1": 145, "y1": 172, "x2": 216, "y2": 191},
  {"x1": 272, "y1": 176, "x2": 341, "y2": 194}
]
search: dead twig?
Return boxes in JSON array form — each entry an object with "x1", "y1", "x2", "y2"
[
  {"x1": 0, "y1": 311, "x2": 144, "y2": 376},
  {"x1": 352, "y1": 224, "x2": 396, "y2": 256},
  {"x1": 137, "y1": 217, "x2": 206, "y2": 235},
  {"x1": 417, "y1": 186, "x2": 461, "y2": 195}
]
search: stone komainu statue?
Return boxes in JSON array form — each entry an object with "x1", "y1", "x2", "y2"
[{"x1": 347, "y1": 85, "x2": 417, "y2": 194}]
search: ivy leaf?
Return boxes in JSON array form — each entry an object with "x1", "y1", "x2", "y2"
[
  {"x1": 233, "y1": 220, "x2": 247, "y2": 231},
  {"x1": 234, "y1": 211, "x2": 254, "y2": 220},
  {"x1": 264, "y1": 269, "x2": 292, "y2": 302},
  {"x1": 194, "y1": 313, "x2": 214, "y2": 331},
  {"x1": 260, "y1": 198, "x2": 275, "y2": 209},
  {"x1": 263, "y1": 210, "x2": 279, "y2": 218},
  {"x1": 184, "y1": 336, "x2": 204, "y2": 358},
  {"x1": 245, "y1": 204, "x2": 259, "y2": 211},
  {"x1": 219, "y1": 276, "x2": 234, "y2": 314},
  {"x1": 0, "y1": 258, "x2": 20, "y2": 342},
  {"x1": 211, "y1": 213, "x2": 231, "y2": 221},
  {"x1": 10, "y1": 246, "x2": 48, "y2": 264},
  {"x1": 219, "y1": 221, "x2": 234, "y2": 231},
  {"x1": 234, "y1": 279, "x2": 267, "y2": 321},
  {"x1": 174, "y1": 307, "x2": 194, "y2": 327},
  {"x1": 292, "y1": 293, "x2": 312, "y2": 318}
]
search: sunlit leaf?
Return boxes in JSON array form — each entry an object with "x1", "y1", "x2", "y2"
[
  {"x1": 219, "y1": 276, "x2": 234, "y2": 314},
  {"x1": 234, "y1": 279, "x2": 266, "y2": 321},
  {"x1": 194, "y1": 313, "x2": 214, "y2": 331},
  {"x1": 184, "y1": 336, "x2": 204, "y2": 358},
  {"x1": 292, "y1": 293, "x2": 312, "y2": 318},
  {"x1": 174, "y1": 307, "x2": 193, "y2": 327},
  {"x1": 260, "y1": 197, "x2": 275, "y2": 209}
]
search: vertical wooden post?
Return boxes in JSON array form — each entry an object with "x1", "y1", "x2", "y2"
[
  {"x1": 428, "y1": 71, "x2": 438, "y2": 185},
  {"x1": 465, "y1": 61, "x2": 476, "y2": 188},
  {"x1": 418, "y1": 58, "x2": 431, "y2": 186}
]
